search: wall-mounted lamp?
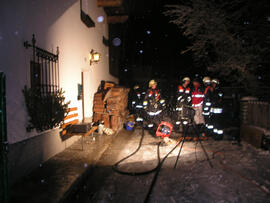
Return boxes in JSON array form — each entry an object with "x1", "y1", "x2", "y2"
[{"x1": 89, "y1": 49, "x2": 101, "y2": 65}]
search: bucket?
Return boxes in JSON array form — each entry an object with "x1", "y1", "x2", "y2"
[{"x1": 126, "y1": 121, "x2": 134, "y2": 131}]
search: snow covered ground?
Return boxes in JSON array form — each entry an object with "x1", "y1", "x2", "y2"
[{"x1": 71, "y1": 128, "x2": 270, "y2": 203}]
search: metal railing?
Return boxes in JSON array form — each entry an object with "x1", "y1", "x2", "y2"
[{"x1": 24, "y1": 34, "x2": 59, "y2": 94}]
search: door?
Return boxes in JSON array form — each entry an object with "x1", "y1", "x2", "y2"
[
  {"x1": 82, "y1": 71, "x2": 92, "y2": 120},
  {"x1": 0, "y1": 72, "x2": 8, "y2": 203}
]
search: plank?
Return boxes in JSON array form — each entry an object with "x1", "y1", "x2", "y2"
[
  {"x1": 61, "y1": 119, "x2": 79, "y2": 129},
  {"x1": 64, "y1": 113, "x2": 78, "y2": 121},
  {"x1": 68, "y1": 107, "x2": 77, "y2": 112}
]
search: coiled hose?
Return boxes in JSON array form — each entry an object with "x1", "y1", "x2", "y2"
[{"x1": 112, "y1": 127, "x2": 183, "y2": 202}]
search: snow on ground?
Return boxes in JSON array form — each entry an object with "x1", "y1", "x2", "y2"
[{"x1": 72, "y1": 128, "x2": 270, "y2": 203}]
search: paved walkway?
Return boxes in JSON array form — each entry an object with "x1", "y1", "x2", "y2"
[
  {"x1": 64, "y1": 128, "x2": 270, "y2": 203},
  {"x1": 10, "y1": 128, "x2": 270, "y2": 203},
  {"x1": 10, "y1": 131, "x2": 119, "y2": 203}
]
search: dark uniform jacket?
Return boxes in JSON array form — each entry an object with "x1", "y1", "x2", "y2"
[
  {"x1": 203, "y1": 86, "x2": 212, "y2": 116},
  {"x1": 143, "y1": 89, "x2": 165, "y2": 114},
  {"x1": 211, "y1": 87, "x2": 223, "y2": 108},
  {"x1": 130, "y1": 89, "x2": 145, "y2": 110},
  {"x1": 176, "y1": 85, "x2": 192, "y2": 107}
]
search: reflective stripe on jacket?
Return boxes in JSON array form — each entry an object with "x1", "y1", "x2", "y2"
[{"x1": 192, "y1": 87, "x2": 204, "y2": 107}]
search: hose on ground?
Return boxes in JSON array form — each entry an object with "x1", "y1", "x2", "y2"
[{"x1": 112, "y1": 127, "x2": 184, "y2": 202}]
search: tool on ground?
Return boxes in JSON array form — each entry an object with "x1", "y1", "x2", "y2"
[
  {"x1": 156, "y1": 121, "x2": 173, "y2": 139},
  {"x1": 113, "y1": 121, "x2": 213, "y2": 203}
]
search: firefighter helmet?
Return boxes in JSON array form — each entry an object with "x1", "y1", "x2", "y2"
[
  {"x1": 149, "y1": 79, "x2": 157, "y2": 88},
  {"x1": 203, "y1": 76, "x2": 211, "y2": 84},
  {"x1": 182, "y1": 77, "x2": 190, "y2": 82},
  {"x1": 211, "y1": 78, "x2": 220, "y2": 84}
]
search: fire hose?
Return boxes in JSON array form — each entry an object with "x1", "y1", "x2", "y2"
[
  {"x1": 112, "y1": 127, "x2": 184, "y2": 202},
  {"x1": 112, "y1": 127, "x2": 161, "y2": 176},
  {"x1": 113, "y1": 118, "x2": 215, "y2": 202}
]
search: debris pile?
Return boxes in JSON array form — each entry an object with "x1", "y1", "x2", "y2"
[{"x1": 93, "y1": 82, "x2": 129, "y2": 132}]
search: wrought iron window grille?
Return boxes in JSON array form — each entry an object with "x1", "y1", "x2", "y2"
[{"x1": 24, "y1": 34, "x2": 59, "y2": 94}]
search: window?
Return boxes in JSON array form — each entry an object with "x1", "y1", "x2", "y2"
[{"x1": 25, "y1": 35, "x2": 59, "y2": 94}]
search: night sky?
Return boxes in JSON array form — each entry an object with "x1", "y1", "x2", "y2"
[
  {"x1": 109, "y1": 0, "x2": 198, "y2": 87},
  {"x1": 108, "y1": 0, "x2": 270, "y2": 92}
]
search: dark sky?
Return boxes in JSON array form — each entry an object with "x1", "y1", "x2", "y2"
[
  {"x1": 107, "y1": 0, "x2": 270, "y2": 91},
  {"x1": 113, "y1": 0, "x2": 199, "y2": 86}
]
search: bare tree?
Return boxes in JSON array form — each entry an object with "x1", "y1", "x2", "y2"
[{"x1": 164, "y1": 0, "x2": 270, "y2": 90}]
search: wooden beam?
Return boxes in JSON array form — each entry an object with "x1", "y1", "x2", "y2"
[
  {"x1": 68, "y1": 107, "x2": 78, "y2": 112},
  {"x1": 97, "y1": 0, "x2": 123, "y2": 7},
  {"x1": 81, "y1": 72, "x2": 85, "y2": 123},
  {"x1": 64, "y1": 113, "x2": 79, "y2": 121},
  {"x1": 107, "y1": 15, "x2": 128, "y2": 24}
]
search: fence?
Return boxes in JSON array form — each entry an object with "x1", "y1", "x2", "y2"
[{"x1": 241, "y1": 100, "x2": 270, "y2": 130}]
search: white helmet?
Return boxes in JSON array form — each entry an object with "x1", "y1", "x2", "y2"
[
  {"x1": 182, "y1": 77, "x2": 190, "y2": 82},
  {"x1": 203, "y1": 76, "x2": 211, "y2": 84},
  {"x1": 211, "y1": 78, "x2": 220, "y2": 84}
]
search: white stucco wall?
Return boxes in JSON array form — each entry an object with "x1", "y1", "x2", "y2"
[{"x1": 0, "y1": 0, "x2": 118, "y2": 144}]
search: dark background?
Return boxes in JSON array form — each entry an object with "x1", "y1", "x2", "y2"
[
  {"x1": 109, "y1": 0, "x2": 200, "y2": 88},
  {"x1": 107, "y1": 0, "x2": 270, "y2": 96}
]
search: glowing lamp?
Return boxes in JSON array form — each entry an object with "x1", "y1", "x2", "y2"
[{"x1": 89, "y1": 49, "x2": 101, "y2": 65}]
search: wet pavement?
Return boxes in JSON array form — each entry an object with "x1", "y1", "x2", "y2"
[
  {"x1": 10, "y1": 128, "x2": 270, "y2": 203},
  {"x1": 10, "y1": 132, "x2": 117, "y2": 203},
  {"x1": 65, "y1": 128, "x2": 270, "y2": 203}
]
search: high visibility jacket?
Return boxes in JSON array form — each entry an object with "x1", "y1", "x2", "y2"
[
  {"x1": 177, "y1": 85, "x2": 192, "y2": 106},
  {"x1": 143, "y1": 88, "x2": 165, "y2": 113},
  {"x1": 192, "y1": 86, "x2": 204, "y2": 107}
]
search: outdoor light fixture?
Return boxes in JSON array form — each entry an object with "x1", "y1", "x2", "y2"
[{"x1": 89, "y1": 49, "x2": 101, "y2": 65}]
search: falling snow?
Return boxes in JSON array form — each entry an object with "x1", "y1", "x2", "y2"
[
  {"x1": 112, "y1": 37, "x2": 121, "y2": 47},
  {"x1": 97, "y1": 16, "x2": 104, "y2": 23}
]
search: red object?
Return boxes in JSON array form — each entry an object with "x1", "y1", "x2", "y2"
[
  {"x1": 192, "y1": 86, "x2": 204, "y2": 107},
  {"x1": 148, "y1": 89, "x2": 160, "y2": 100},
  {"x1": 156, "y1": 121, "x2": 173, "y2": 138},
  {"x1": 178, "y1": 85, "x2": 190, "y2": 94}
]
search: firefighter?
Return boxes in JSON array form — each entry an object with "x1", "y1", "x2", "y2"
[
  {"x1": 175, "y1": 77, "x2": 192, "y2": 129},
  {"x1": 202, "y1": 77, "x2": 212, "y2": 133},
  {"x1": 191, "y1": 78, "x2": 205, "y2": 137},
  {"x1": 143, "y1": 80, "x2": 165, "y2": 135},
  {"x1": 209, "y1": 78, "x2": 224, "y2": 140},
  {"x1": 130, "y1": 85, "x2": 145, "y2": 123}
]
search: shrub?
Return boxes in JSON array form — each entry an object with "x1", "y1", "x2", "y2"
[{"x1": 22, "y1": 86, "x2": 70, "y2": 132}]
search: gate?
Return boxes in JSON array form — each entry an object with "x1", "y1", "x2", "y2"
[{"x1": 0, "y1": 72, "x2": 8, "y2": 203}]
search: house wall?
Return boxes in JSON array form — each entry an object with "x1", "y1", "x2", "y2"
[{"x1": 0, "y1": 0, "x2": 117, "y2": 184}]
